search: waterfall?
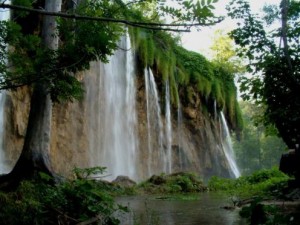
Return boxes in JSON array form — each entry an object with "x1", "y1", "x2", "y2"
[
  {"x1": 220, "y1": 112, "x2": 241, "y2": 178},
  {"x1": 0, "y1": 4, "x2": 10, "y2": 174},
  {"x1": 0, "y1": 94, "x2": 7, "y2": 174},
  {"x1": 144, "y1": 68, "x2": 165, "y2": 176},
  {"x1": 144, "y1": 68, "x2": 152, "y2": 176},
  {"x1": 165, "y1": 80, "x2": 172, "y2": 173},
  {"x1": 87, "y1": 34, "x2": 138, "y2": 180},
  {"x1": 176, "y1": 100, "x2": 185, "y2": 170}
]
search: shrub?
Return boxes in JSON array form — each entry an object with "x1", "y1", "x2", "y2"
[
  {"x1": 208, "y1": 168, "x2": 290, "y2": 198},
  {"x1": 138, "y1": 172, "x2": 207, "y2": 194},
  {"x1": 0, "y1": 167, "x2": 127, "y2": 225}
]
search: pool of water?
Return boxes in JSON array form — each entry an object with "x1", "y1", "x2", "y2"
[{"x1": 116, "y1": 193, "x2": 246, "y2": 225}]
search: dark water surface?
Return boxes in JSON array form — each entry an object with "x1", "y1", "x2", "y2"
[{"x1": 116, "y1": 193, "x2": 246, "y2": 225}]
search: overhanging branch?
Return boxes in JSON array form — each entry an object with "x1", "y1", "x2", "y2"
[{"x1": 0, "y1": 3, "x2": 222, "y2": 32}]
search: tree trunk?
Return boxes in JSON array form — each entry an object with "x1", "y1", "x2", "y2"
[
  {"x1": 281, "y1": 0, "x2": 292, "y2": 70},
  {"x1": 0, "y1": 0, "x2": 61, "y2": 189}
]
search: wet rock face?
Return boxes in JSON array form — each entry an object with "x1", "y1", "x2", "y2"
[
  {"x1": 3, "y1": 63, "x2": 232, "y2": 180},
  {"x1": 3, "y1": 87, "x2": 31, "y2": 168}
]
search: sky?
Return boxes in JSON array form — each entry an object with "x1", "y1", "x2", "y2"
[{"x1": 181, "y1": 0, "x2": 281, "y2": 57}]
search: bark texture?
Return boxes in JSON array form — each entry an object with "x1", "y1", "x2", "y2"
[{"x1": 0, "y1": 0, "x2": 62, "y2": 189}]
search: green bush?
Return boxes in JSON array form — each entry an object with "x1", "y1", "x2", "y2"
[
  {"x1": 138, "y1": 172, "x2": 207, "y2": 194},
  {"x1": 0, "y1": 167, "x2": 127, "y2": 225},
  {"x1": 208, "y1": 168, "x2": 290, "y2": 198}
]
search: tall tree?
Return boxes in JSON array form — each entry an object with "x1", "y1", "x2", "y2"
[
  {"x1": 227, "y1": 0, "x2": 300, "y2": 149},
  {"x1": 227, "y1": 0, "x2": 300, "y2": 182},
  {"x1": 0, "y1": 0, "x2": 221, "y2": 187},
  {"x1": 0, "y1": 0, "x2": 62, "y2": 187}
]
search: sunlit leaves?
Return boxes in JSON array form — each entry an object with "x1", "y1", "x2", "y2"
[{"x1": 154, "y1": 0, "x2": 222, "y2": 27}]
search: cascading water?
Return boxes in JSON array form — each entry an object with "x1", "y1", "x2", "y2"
[
  {"x1": 165, "y1": 80, "x2": 172, "y2": 173},
  {"x1": 220, "y1": 112, "x2": 241, "y2": 178},
  {"x1": 0, "y1": 94, "x2": 7, "y2": 174},
  {"x1": 144, "y1": 68, "x2": 152, "y2": 175},
  {"x1": 0, "y1": 4, "x2": 10, "y2": 174},
  {"x1": 144, "y1": 68, "x2": 165, "y2": 176},
  {"x1": 87, "y1": 33, "x2": 138, "y2": 180},
  {"x1": 176, "y1": 100, "x2": 186, "y2": 170}
]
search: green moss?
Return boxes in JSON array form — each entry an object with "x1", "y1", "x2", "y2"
[
  {"x1": 211, "y1": 79, "x2": 225, "y2": 108},
  {"x1": 234, "y1": 102, "x2": 244, "y2": 130},
  {"x1": 129, "y1": 26, "x2": 242, "y2": 131},
  {"x1": 195, "y1": 75, "x2": 212, "y2": 98}
]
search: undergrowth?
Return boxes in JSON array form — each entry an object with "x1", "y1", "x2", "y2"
[
  {"x1": 0, "y1": 167, "x2": 127, "y2": 225},
  {"x1": 0, "y1": 168, "x2": 293, "y2": 224},
  {"x1": 208, "y1": 167, "x2": 290, "y2": 198},
  {"x1": 137, "y1": 172, "x2": 207, "y2": 194}
]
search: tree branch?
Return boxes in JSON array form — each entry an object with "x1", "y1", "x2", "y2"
[{"x1": 0, "y1": 3, "x2": 221, "y2": 32}]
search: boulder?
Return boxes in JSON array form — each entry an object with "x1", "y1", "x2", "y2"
[{"x1": 112, "y1": 176, "x2": 136, "y2": 188}]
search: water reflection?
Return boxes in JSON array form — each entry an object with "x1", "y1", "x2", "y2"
[{"x1": 117, "y1": 193, "x2": 246, "y2": 225}]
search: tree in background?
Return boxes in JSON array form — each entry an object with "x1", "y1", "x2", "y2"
[
  {"x1": 227, "y1": 0, "x2": 300, "y2": 182},
  {"x1": 232, "y1": 101, "x2": 287, "y2": 175},
  {"x1": 0, "y1": 0, "x2": 221, "y2": 187},
  {"x1": 210, "y1": 29, "x2": 244, "y2": 75},
  {"x1": 227, "y1": 0, "x2": 300, "y2": 150},
  {"x1": 208, "y1": 28, "x2": 288, "y2": 175}
]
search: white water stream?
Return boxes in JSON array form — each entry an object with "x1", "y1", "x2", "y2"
[
  {"x1": 144, "y1": 68, "x2": 167, "y2": 176},
  {"x1": 220, "y1": 112, "x2": 241, "y2": 178},
  {"x1": 0, "y1": 94, "x2": 7, "y2": 174},
  {"x1": 0, "y1": 3, "x2": 10, "y2": 174},
  {"x1": 165, "y1": 80, "x2": 172, "y2": 173}
]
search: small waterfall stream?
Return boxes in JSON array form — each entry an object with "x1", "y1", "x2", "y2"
[
  {"x1": 165, "y1": 80, "x2": 172, "y2": 173},
  {"x1": 176, "y1": 100, "x2": 185, "y2": 170},
  {"x1": 144, "y1": 68, "x2": 165, "y2": 176},
  {"x1": 220, "y1": 112, "x2": 241, "y2": 178}
]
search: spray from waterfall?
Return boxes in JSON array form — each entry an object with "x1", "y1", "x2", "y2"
[
  {"x1": 87, "y1": 34, "x2": 138, "y2": 180},
  {"x1": 165, "y1": 80, "x2": 172, "y2": 173},
  {"x1": 220, "y1": 112, "x2": 241, "y2": 178}
]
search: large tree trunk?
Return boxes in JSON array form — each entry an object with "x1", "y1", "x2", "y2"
[{"x1": 0, "y1": 0, "x2": 62, "y2": 189}]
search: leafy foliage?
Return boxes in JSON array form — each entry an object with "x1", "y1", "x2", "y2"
[
  {"x1": 208, "y1": 168, "x2": 290, "y2": 198},
  {"x1": 0, "y1": 0, "x2": 126, "y2": 102},
  {"x1": 239, "y1": 197, "x2": 299, "y2": 225},
  {"x1": 138, "y1": 172, "x2": 207, "y2": 194},
  {"x1": 0, "y1": 168, "x2": 126, "y2": 225},
  {"x1": 227, "y1": 0, "x2": 300, "y2": 148}
]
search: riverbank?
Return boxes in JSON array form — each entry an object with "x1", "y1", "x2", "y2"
[{"x1": 0, "y1": 167, "x2": 298, "y2": 224}]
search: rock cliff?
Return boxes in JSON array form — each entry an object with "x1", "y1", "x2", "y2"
[{"x1": 2, "y1": 59, "x2": 235, "y2": 181}]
